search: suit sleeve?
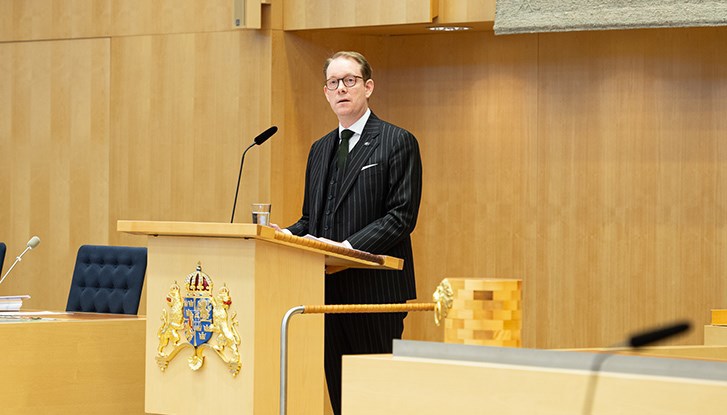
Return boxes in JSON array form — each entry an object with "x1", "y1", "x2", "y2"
[{"x1": 346, "y1": 128, "x2": 422, "y2": 253}]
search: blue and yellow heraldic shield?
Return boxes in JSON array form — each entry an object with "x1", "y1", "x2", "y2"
[
  {"x1": 184, "y1": 269, "x2": 215, "y2": 347},
  {"x1": 155, "y1": 262, "x2": 242, "y2": 377},
  {"x1": 184, "y1": 296, "x2": 213, "y2": 347}
]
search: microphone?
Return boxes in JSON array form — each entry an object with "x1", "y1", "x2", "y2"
[
  {"x1": 0, "y1": 236, "x2": 41, "y2": 285},
  {"x1": 582, "y1": 320, "x2": 691, "y2": 415},
  {"x1": 230, "y1": 126, "x2": 278, "y2": 223},
  {"x1": 628, "y1": 321, "x2": 691, "y2": 348}
]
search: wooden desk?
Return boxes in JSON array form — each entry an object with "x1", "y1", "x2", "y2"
[
  {"x1": 343, "y1": 340, "x2": 727, "y2": 415},
  {"x1": 0, "y1": 312, "x2": 145, "y2": 415}
]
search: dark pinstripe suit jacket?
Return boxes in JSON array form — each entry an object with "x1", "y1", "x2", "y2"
[{"x1": 287, "y1": 113, "x2": 422, "y2": 304}]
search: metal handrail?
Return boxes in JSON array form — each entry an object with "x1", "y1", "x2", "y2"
[{"x1": 279, "y1": 303, "x2": 436, "y2": 415}]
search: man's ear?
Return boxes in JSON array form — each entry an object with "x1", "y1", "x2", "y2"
[{"x1": 365, "y1": 79, "x2": 374, "y2": 98}]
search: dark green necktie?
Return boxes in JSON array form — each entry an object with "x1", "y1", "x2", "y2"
[{"x1": 337, "y1": 129, "x2": 354, "y2": 171}]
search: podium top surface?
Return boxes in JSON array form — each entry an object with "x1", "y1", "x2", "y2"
[{"x1": 117, "y1": 220, "x2": 403, "y2": 272}]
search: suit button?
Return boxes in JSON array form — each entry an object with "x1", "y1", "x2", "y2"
[
  {"x1": 327, "y1": 195, "x2": 333, "y2": 200},
  {"x1": 325, "y1": 210, "x2": 331, "y2": 215},
  {"x1": 324, "y1": 226, "x2": 330, "y2": 231}
]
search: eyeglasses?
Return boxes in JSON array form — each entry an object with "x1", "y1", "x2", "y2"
[{"x1": 324, "y1": 75, "x2": 364, "y2": 91}]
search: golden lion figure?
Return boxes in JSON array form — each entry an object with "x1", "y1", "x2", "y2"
[
  {"x1": 156, "y1": 282, "x2": 187, "y2": 370},
  {"x1": 432, "y1": 278, "x2": 454, "y2": 326},
  {"x1": 210, "y1": 286, "x2": 242, "y2": 376},
  {"x1": 158, "y1": 283, "x2": 184, "y2": 352}
]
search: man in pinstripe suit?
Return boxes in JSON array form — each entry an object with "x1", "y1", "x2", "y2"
[{"x1": 281, "y1": 51, "x2": 422, "y2": 414}]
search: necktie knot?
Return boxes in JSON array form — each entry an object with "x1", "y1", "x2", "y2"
[
  {"x1": 337, "y1": 129, "x2": 354, "y2": 170},
  {"x1": 340, "y1": 129, "x2": 354, "y2": 142}
]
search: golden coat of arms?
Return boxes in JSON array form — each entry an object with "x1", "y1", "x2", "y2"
[{"x1": 156, "y1": 263, "x2": 242, "y2": 377}]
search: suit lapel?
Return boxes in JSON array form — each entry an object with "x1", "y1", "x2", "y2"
[{"x1": 333, "y1": 116, "x2": 382, "y2": 213}]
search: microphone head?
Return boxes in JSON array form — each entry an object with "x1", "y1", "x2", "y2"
[
  {"x1": 628, "y1": 321, "x2": 691, "y2": 348},
  {"x1": 254, "y1": 126, "x2": 278, "y2": 145},
  {"x1": 27, "y1": 236, "x2": 40, "y2": 249}
]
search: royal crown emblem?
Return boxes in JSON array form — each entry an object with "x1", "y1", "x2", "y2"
[{"x1": 156, "y1": 263, "x2": 242, "y2": 376}]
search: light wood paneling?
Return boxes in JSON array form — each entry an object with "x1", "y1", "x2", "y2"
[
  {"x1": 0, "y1": 38, "x2": 110, "y2": 310},
  {"x1": 283, "y1": 0, "x2": 436, "y2": 30},
  {"x1": 109, "y1": 30, "x2": 272, "y2": 249},
  {"x1": 0, "y1": 0, "x2": 248, "y2": 42},
  {"x1": 110, "y1": 0, "x2": 238, "y2": 35},
  {"x1": 439, "y1": 0, "x2": 495, "y2": 23},
  {"x1": 534, "y1": 27, "x2": 727, "y2": 348},
  {"x1": 374, "y1": 31, "x2": 539, "y2": 346},
  {"x1": 0, "y1": 0, "x2": 111, "y2": 42}
]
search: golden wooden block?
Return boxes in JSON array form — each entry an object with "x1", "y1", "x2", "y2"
[
  {"x1": 712, "y1": 309, "x2": 727, "y2": 325},
  {"x1": 443, "y1": 278, "x2": 522, "y2": 347}
]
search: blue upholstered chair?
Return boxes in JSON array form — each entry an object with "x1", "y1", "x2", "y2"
[
  {"x1": 0, "y1": 242, "x2": 6, "y2": 276},
  {"x1": 66, "y1": 245, "x2": 148, "y2": 314}
]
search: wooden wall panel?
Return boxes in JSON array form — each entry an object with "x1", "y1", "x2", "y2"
[
  {"x1": 0, "y1": 0, "x2": 244, "y2": 42},
  {"x1": 534, "y1": 27, "x2": 727, "y2": 348},
  {"x1": 109, "y1": 30, "x2": 273, "y2": 249},
  {"x1": 377, "y1": 32, "x2": 539, "y2": 346},
  {"x1": 283, "y1": 0, "x2": 435, "y2": 30},
  {"x1": 439, "y1": 0, "x2": 495, "y2": 23},
  {"x1": 109, "y1": 0, "x2": 237, "y2": 36},
  {"x1": 0, "y1": 0, "x2": 111, "y2": 42},
  {"x1": 0, "y1": 38, "x2": 110, "y2": 310}
]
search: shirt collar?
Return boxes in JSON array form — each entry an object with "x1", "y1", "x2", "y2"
[{"x1": 339, "y1": 108, "x2": 371, "y2": 137}]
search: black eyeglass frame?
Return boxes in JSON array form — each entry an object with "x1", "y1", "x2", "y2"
[{"x1": 324, "y1": 75, "x2": 365, "y2": 90}]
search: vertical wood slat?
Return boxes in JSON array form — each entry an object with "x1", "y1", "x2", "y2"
[
  {"x1": 0, "y1": 38, "x2": 110, "y2": 310},
  {"x1": 0, "y1": 0, "x2": 252, "y2": 42},
  {"x1": 109, "y1": 30, "x2": 272, "y2": 249},
  {"x1": 283, "y1": 0, "x2": 436, "y2": 30}
]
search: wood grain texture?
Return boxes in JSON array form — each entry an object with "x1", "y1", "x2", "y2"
[
  {"x1": 0, "y1": 38, "x2": 110, "y2": 310},
  {"x1": 439, "y1": 0, "x2": 495, "y2": 23},
  {"x1": 0, "y1": 0, "x2": 250, "y2": 42},
  {"x1": 109, "y1": 30, "x2": 272, "y2": 250},
  {"x1": 283, "y1": 0, "x2": 435, "y2": 30},
  {"x1": 0, "y1": 316, "x2": 145, "y2": 414}
]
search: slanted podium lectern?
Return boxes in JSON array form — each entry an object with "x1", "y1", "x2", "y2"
[{"x1": 118, "y1": 220, "x2": 402, "y2": 415}]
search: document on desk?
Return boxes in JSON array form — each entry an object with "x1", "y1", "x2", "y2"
[
  {"x1": 0, "y1": 310, "x2": 67, "y2": 322},
  {"x1": 0, "y1": 295, "x2": 30, "y2": 311},
  {"x1": 0, "y1": 310, "x2": 66, "y2": 316}
]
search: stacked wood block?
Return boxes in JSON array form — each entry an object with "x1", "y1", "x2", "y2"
[
  {"x1": 712, "y1": 309, "x2": 727, "y2": 325},
  {"x1": 444, "y1": 278, "x2": 522, "y2": 347}
]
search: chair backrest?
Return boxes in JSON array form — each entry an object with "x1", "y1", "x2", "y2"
[
  {"x1": 0, "y1": 242, "x2": 6, "y2": 276},
  {"x1": 66, "y1": 245, "x2": 148, "y2": 314}
]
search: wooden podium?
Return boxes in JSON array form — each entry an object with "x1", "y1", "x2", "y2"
[{"x1": 118, "y1": 220, "x2": 402, "y2": 415}]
